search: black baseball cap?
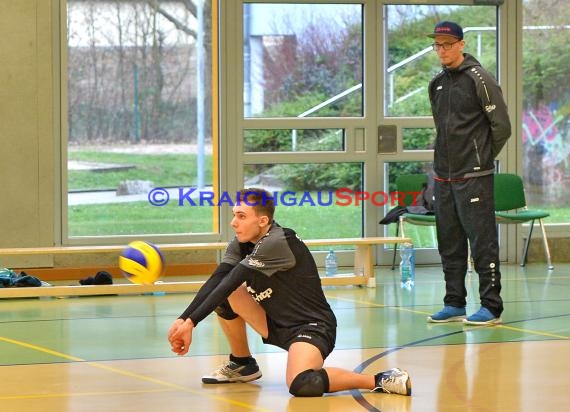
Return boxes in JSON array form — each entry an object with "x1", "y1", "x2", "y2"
[{"x1": 427, "y1": 21, "x2": 463, "y2": 40}]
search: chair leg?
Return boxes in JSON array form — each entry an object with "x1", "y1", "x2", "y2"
[
  {"x1": 521, "y1": 221, "x2": 534, "y2": 267},
  {"x1": 538, "y1": 218, "x2": 554, "y2": 270}
]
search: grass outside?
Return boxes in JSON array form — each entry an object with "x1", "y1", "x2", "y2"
[{"x1": 69, "y1": 151, "x2": 212, "y2": 191}]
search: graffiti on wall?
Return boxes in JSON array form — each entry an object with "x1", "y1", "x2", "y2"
[{"x1": 522, "y1": 104, "x2": 569, "y2": 185}]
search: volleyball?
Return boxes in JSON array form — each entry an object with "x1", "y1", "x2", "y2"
[{"x1": 119, "y1": 241, "x2": 165, "y2": 285}]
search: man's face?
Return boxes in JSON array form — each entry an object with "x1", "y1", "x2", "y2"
[
  {"x1": 433, "y1": 35, "x2": 464, "y2": 68},
  {"x1": 231, "y1": 203, "x2": 269, "y2": 243}
]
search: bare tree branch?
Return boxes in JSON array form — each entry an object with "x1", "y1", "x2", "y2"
[
  {"x1": 146, "y1": 0, "x2": 197, "y2": 38},
  {"x1": 180, "y1": 0, "x2": 197, "y2": 16}
]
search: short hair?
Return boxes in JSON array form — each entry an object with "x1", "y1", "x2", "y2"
[{"x1": 238, "y1": 188, "x2": 275, "y2": 221}]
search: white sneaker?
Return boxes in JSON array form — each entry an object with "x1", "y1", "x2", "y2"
[
  {"x1": 372, "y1": 368, "x2": 412, "y2": 396},
  {"x1": 201, "y1": 360, "x2": 262, "y2": 384}
]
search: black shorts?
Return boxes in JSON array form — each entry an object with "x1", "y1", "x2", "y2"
[{"x1": 262, "y1": 316, "x2": 336, "y2": 360}]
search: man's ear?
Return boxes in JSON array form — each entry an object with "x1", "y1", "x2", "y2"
[{"x1": 258, "y1": 215, "x2": 270, "y2": 227}]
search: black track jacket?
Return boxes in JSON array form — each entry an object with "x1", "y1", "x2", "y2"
[{"x1": 428, "y1": 53, "x2": 511, "y2": 180}]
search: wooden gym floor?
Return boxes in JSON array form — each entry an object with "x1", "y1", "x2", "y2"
[{"x1": 1, "y1": 263, "x2": 569, "y2": 411}]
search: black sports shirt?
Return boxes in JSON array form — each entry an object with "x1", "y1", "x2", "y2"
[{"x1": 179, "y1": 223, "x2": 337, "y2": 331}]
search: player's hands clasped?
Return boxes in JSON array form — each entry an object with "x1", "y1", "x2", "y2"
[{"x1": 168, "y1": 318, "x2": 194, "y2": 356}]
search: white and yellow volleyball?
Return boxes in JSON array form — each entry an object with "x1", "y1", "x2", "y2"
[{"x1": 119, "y1": 241, "x2": 165, "y2": 285}]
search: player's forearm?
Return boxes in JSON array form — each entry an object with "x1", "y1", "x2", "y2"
[
  {"x1": 180, "y1": 265, "x2": 248, "y2": 326},
  {"x1": 178, "y1": 263, "x2": 233, "y2": 320}
]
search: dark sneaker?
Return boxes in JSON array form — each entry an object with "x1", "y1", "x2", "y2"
[
  {"x1": 372, "y1": 368, "x2": 412, "y2": 396},
  {"x1": 201, "y1": 360, "x2": 262, "y2": 384},
  {"x1": 463, "y1": 306, "x2": 502, "y2": 325},
  {"x1": 427, "y1": 306, "x2": 466, "y2": 323}
]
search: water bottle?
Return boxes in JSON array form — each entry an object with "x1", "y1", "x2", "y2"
[
  {"x1": 399, "y1": 242, "x2": 415, "y2": 289},
  {"x1": 324, "y1": 249, "x2": 338, "y2": 277}
]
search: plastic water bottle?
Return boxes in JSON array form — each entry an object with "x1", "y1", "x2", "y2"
[
  {"x1": 324, "y1": 249, "x2": 338, "y2": 277},
  {"x1": 399, "y1": 243, "x2": 415, "y2": 289}
]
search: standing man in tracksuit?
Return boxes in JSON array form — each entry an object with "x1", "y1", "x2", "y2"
[{"x1": 425, "y1": 21, "x2": 512, "y2": 325}]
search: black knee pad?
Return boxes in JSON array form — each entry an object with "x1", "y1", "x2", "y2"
[
  {"x1": 214, "y1": 300, "x2": 239, "y2": 320},
  {"x1": 289, "y1": 369, "x2": 330, "y2": 397}
]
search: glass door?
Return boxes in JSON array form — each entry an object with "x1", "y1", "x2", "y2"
[{"x1": 223, "y1": 2, "x2": 367, "y2": 268}]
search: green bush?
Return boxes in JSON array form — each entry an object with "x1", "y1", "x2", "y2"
[{"x1": 272, "y1": 162, "x2": 362, "y2": 192}]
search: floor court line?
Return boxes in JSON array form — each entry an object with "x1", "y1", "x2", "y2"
[
  {"x1": 327, "y1": 294, "x2": 570, "y2": 340},
  {"x1": 0, "y1": 388, "x2": 174, "y2": 401},
  {"x1": 0, "y1": 335, "x2": 270, "y2": 411}
]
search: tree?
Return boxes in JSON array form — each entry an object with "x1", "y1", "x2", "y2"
[
  {"x1": 146, "y1": 0, "x2": 213, "y2": 141},
  {"x1": 67, "y1": 0, "x2": 211, "y2": 143}
]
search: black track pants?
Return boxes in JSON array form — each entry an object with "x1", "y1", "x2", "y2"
[{"x1": 434, "y1": 175, "x2": 503, "y2": 317}]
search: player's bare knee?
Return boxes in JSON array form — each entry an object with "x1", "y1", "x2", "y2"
[{"x1": 288, "y1": 369, "x2": 329, "y2": 397}]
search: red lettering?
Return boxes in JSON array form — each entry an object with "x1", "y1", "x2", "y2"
[
  {"x1": 409, "y1": 191, "x2": 422, "y2": 206},
  {"x1": 390, "y1": 191, "x2": 405, "y2": 206},
  {"x1": 371, "y1": 191, "x2": 388, "y2": 206},
  {"x1": 354, "y1": 191, "x2": 369, "y2": 206},
  {"x1": 335, "y1": 188, "x2": 353, "y2": 206}
]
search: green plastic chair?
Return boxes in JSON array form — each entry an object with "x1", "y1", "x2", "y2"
[{"x1": 493, "y1": 173, "x2": 553, "y2": 269}]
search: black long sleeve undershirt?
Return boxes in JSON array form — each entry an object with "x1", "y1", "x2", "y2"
[
  {"x1": 178, "y1": 262, "x2": 232, "y2": 320},
  {"x1": 178, "y1": 263, "x2": 250, "y2": 326}
]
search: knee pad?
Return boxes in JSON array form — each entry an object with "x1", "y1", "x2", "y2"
[
  {"x1": 214, "y1": 300, "x2": 239, "y2": 320},
  {"x1": 289, "y1": 369, "x2": 330, "y2": 397}
]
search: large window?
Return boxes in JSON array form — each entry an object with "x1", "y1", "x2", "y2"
[
  {"x1": 243, "y1": 3, "x2": 363, "y2": 120},
  {"x1": 522, "y1": 1, "x2": 570, "y2": 223},
  {"x1": 67, "y1": 0, "x2": 217, "y2": 237}
]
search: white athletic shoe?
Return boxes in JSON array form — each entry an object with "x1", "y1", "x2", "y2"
[
  {"x1": 372, "y1": 368, "x2": 412, "y2": 396},
  {"x1": 201, "y1": 360, "x2": 262, "y2": 384}
]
